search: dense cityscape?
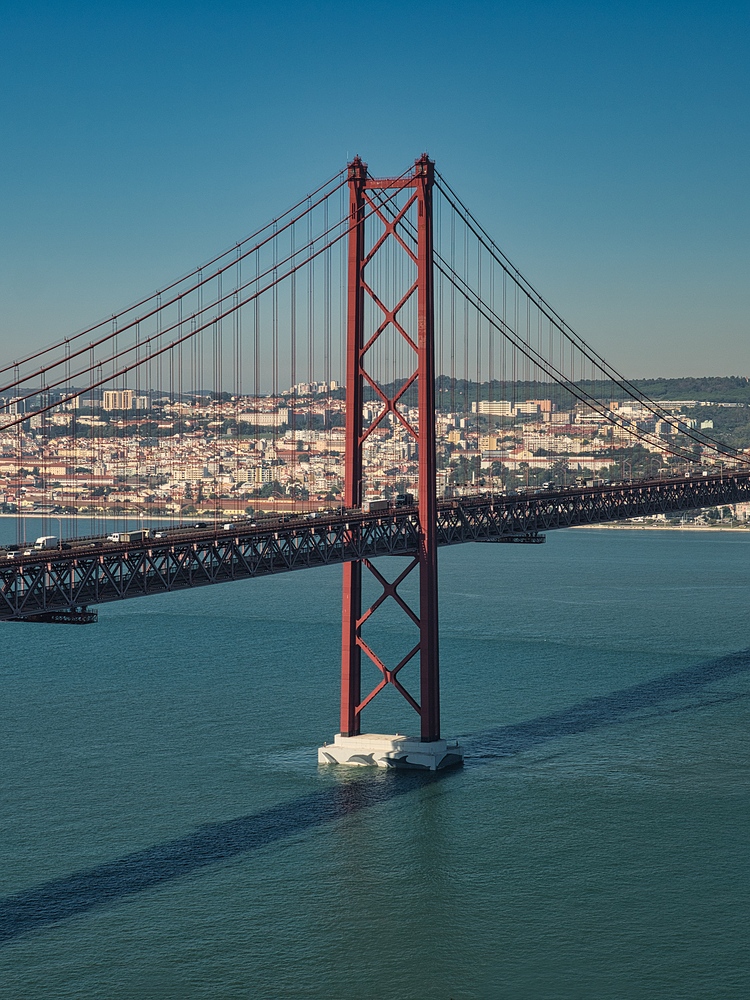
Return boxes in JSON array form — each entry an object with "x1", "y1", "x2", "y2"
[{"x1": 2, "y1": 377, "x2": 749, "y2": 526}]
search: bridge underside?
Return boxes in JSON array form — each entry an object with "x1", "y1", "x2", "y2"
[{"x1": 1, "y1": 473, "x2": 748, "y2": 623}]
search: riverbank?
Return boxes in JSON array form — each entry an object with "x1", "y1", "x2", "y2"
[
  {"x1": 0, "y1": 512, "x2": 182, "y2": 522},
  {"x1": 574, "y1": 522, "x2": 749, "y2": 531}
]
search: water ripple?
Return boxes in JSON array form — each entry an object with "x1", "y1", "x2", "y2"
[{"x1": 3, "y1": 648, "x2": 749, "y2": 946}]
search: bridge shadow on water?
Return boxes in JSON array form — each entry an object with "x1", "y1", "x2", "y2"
[
  {"x1": 2, "y1": 648, "x2": 750, "y2": 946},
  {"x1": 461, "y1": 646, "x2": 750, "y2": 759}
]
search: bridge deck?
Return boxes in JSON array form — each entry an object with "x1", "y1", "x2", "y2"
[{"x1": 1, "y1": 473, "x2": 748, "y2": 622}]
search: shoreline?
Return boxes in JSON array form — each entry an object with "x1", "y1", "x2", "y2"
[
  {"x1": 0, "y1": 512, "x2": 168, "y2": 521},
  {"x1": 571, "y1": 522, "x2": 749, "y2": 532},
  {"x1": 1, "y1": 512, "x2": 746, "y2": 533}
]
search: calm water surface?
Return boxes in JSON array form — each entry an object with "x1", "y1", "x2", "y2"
[{"x1": 1, "y1": 529, "x2": 749, "y2": 998}]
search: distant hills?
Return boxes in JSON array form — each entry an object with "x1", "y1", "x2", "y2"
[
  {"x1": 628, "y1": 377, "x2": 750, "y2": 403},
  {"x1": 430, "y1": 375, "x2": 750, "y2": 410}
]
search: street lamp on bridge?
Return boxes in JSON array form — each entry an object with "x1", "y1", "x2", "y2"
[{"x1": 114, "y1": 500, "x2": 146, "y2": 534}]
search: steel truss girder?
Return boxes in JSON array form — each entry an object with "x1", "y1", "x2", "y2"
[
  {"x1": 0, "y1": 515, "x2": 420, "y2": 621},
  {"x1": 437, "y1": 474, "x2": 750, "y2": 540},
  {"x1": 1, "y1": 473, "x2": 748, "y2": 623}
]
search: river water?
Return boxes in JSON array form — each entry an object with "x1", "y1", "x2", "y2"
[{"x1": 1, "y1": 528, "x2": 749, "y2": 999}]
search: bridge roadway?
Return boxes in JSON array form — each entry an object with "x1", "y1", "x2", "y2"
[{"x1": 2, "y1": 471, "x2": 749, "y2": 622}]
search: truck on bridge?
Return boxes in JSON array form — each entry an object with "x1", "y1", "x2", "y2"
[
  {"x1": 33, "y1": 535, "x2": 60, "y2": 550},
  {"x1": 106, "y1": 529, "x2": 151, "y2": 544}
]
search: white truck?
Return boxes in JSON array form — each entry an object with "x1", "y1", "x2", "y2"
[
  {"x1": 106, "y1": 529, "x2": 151, "y2": 543},
  {"x1": 363, "y1": 498, "x2": 390, "y2": 513},
  {"x1": 33, "y1": 535, "x2": 59, "y2": 550}
]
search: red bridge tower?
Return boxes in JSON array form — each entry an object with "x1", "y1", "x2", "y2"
[{"x1": 318, "y1": 155, "x2": 463, "y2": 770}]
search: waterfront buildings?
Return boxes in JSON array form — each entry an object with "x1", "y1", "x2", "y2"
[{"x1": 0, "y1": 386, "x2": 745, "y2": 517}]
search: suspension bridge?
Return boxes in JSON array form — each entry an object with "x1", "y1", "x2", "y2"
[{"x1": 1, "y1": 155, "x2": 746, "y2": 769}]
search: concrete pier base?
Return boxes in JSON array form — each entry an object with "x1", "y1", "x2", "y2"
[{"x1": 318, "y1": 733, "x2": 464, "y2": 771}]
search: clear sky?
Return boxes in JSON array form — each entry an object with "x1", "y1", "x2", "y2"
[{"x1": 0, "y1": 0, "x2": 747, "y2": 378}]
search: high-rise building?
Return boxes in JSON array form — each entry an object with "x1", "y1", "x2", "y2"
[{"x1": 102, "y1": 390, "x2": 149, "y2": 412}]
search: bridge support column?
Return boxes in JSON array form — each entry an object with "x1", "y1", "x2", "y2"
[{"x1": 319, "y1": 154, "x2": 462, "y2": 770}]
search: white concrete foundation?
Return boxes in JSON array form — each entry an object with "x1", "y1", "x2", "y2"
[{"x1": 318, "y1": 733, "x2": 464, "y2": 771}]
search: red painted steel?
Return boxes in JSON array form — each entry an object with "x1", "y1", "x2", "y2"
[
  {"x1": 339, "y1": 154, "x2": 441, "y2": 741},
  {"x1": 414, "y1": 154, "x2": 440, "y2": 741},
  {"x1": 340, "y1": 156, "x2": 366, "y2": 736}
]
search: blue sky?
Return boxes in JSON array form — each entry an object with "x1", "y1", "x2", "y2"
[{"x1": 0, "y1": 0, "x2": 747, "y2": 377}]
